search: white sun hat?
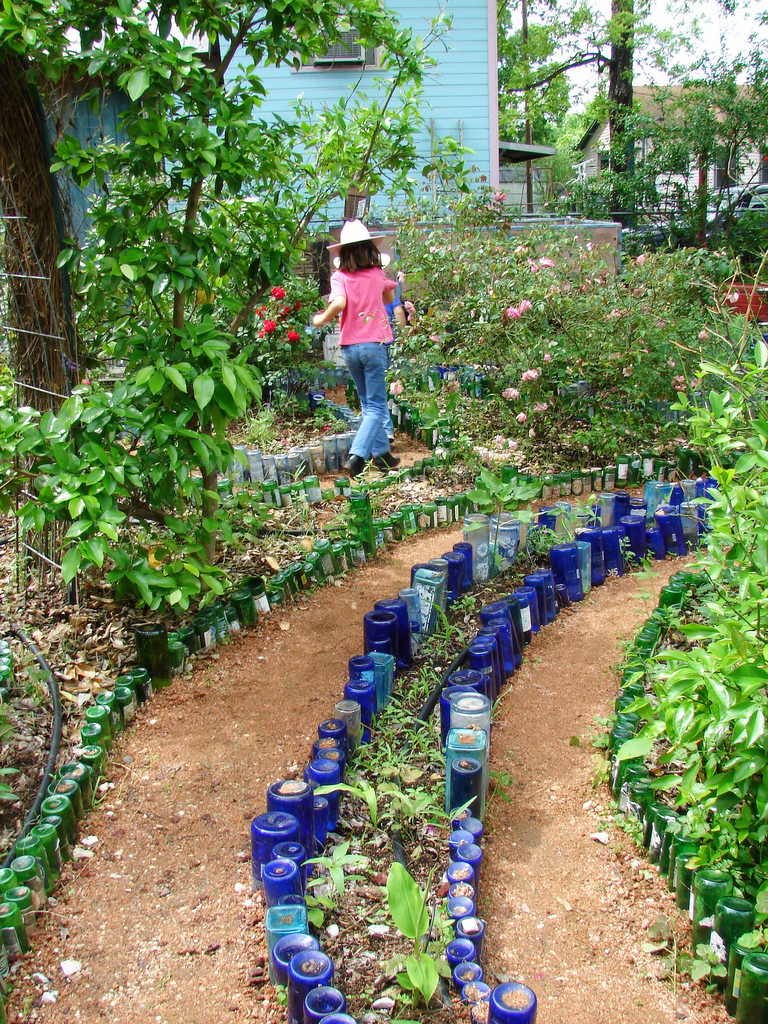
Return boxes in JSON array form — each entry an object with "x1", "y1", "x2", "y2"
[{"x1": 328, "y1": 219, "x2": 390, "y2": 267}]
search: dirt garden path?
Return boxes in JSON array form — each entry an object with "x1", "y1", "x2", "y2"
[{"x1": 7, "y1": 543, "x2": 722, "y2": 1024}]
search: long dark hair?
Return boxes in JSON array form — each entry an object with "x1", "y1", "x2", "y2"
[{"x1": 338, "y1": 240, "x2": 382, "y2": 272}]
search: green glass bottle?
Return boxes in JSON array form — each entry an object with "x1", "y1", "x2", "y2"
[
  {"x1": 692, "y1": 868, "x2": 733, "y2": 948},
  {"x1": 735, "y1": 952, "x2": 768, "y2": 1024},
  {"x1": 0, "y1": 900, "x2": 30, "y2": 959},
  {"x1": 712, "y1": 898, "x2": 755, "y2": 978},
  {"x1": 134, "y1": 623, "x2": 172, "y2": 690},
  {"x1": 726, "y1": 935, "x2": 760, "y2": 1016}
]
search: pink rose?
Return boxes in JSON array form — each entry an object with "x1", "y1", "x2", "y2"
[
  {"x1": 503, "y1": 387, "x2": 520, "y2": 400},
  {"x1": 430, "y1": 334, "x2": 441, "y2": 343},
  {"x1": 622, "y1": 366, "x2": 632, "y2": 377},
  {"x1": 543, "y1": 353, "x2": 552, "y2": 362},
  {"x1": 698, "y1": 329, "x2": 709, "y2": 340},
  {"x1": 493, "y1": 192, "x2": 507, "y2": 203},
  {"x1": 518, "y1": 299, "x2": 533, "y2": 313},
  {"x1": 533, "y1": 402, "x2": 548, "y2": 413},
  {"x1": 540, "y1": 257, "x2": 555, "y2": 268},
  {"x1": 528, "y1": 258, "x2": 540, "y2": 272},
  {"x1": 636, "y1": 254, "x2": 646, "y2": 265},
  {"x1": 507, "y1": 305, "x2": 522, "y2": 319},
  {"x1": 389, "y1": 381, "x2": 404, "y2": 396},
  {"x1": 727, "y1": 292, "x2": 739, "y2": 304},
  {"x1": 672, "y1": 375, "x2": 686, "y2": 391},
  {"x1": 521, "y1": 368, "x2": 539, "y2": 382},
  {"x1": 516, "y1": 412, "x2": 527, "y2": 423}
]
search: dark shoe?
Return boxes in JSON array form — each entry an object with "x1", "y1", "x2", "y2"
[
  {"x1": 374, "y1": 453, "x2": 400, "y2": 471},
  {"x1": 345, "y1": 455, "x2": 367, "y2": 478}
]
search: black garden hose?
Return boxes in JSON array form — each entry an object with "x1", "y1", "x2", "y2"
[{"x1": 1, "y1": 623, "x2": 63, "y2": 868}]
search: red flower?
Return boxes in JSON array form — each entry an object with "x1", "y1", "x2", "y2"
[
  {"x1": 293, "y1": 301, "x2": 302, "y2": 311},
  {"x1": 283, "y1": 305, "x2": 291, "y2": 314},
  {"x1": 258, "y1": 329, "x2": 265, "y2": 337},
  {"x1": 263, "y1": 320, "x2": 277, "y2": 333},
  {"x1": 287, "y1": 330, "x2": 300, "y2": 342},
  {"x1": 271, "y1": 286, "x2": 286, "y2": 299},
  {"x1": 259, "y1": 306, "x2": 267, "y2": 313}
]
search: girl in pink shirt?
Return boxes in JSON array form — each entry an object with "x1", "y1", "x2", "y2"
[{"x1": 313, "y1": 221, "x2": 399, "y2": 477}]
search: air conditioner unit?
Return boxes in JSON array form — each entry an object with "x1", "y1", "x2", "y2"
[{"x1": 314, "y1": 30, "x2": 374, "y2": 65}]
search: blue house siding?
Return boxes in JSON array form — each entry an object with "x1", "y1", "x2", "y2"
[{"x1": 228, "y1": 0, "x2": 498, "y2": 220}]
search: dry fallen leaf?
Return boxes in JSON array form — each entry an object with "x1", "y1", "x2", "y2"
[
  {"x1": 265, "y1": 556, "x2": 280, "y2": 571},
  {"x1": 279, "y1": 621, "x2": 290, "y2": 631},
  {"x1": 556, "y1": 897, "x2": 572, "y2": 912}
]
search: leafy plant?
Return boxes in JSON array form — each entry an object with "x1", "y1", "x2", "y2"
[
  {"x1": 0, "y1": 768, "x2": 20, "y2": 803},
  {"x1": 386, "y1": 862, "x2": 440, "y2": 1009},
  {"x1": 305, "y1": 840, "x2": 368, "y2": 904}
]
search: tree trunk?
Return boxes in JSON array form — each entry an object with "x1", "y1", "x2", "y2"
[
  {"x1": 0, "y1": 55, "x2": 77, "y2": 407},
  {"x1": 608, "y1": 0, "x2": 634, "y2": 223}
]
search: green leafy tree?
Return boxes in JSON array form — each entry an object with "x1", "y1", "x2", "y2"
[{"x1": 1, "y1": 0, "x2": 448, "y2": 608}]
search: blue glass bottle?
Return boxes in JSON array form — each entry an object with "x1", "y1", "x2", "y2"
[
  {"x1": 514, "y1": 588, "x2": 539, "y2": 635},
  {"x1": 397, "y1": 588, "x2": 422, "y2": 653},
  {"x1": 446, "y1": 669, "x2": 484, "y2": 693},
  {"x1": 266, "y1": 904, "x2": 309, "y2": 983},
  {"x1": 313, "y1": 795, "x2": 329, "y2": 851},
  {"x1": 449, "y1": 829, "x2": 475, "y2": 860},
  {"x1": 455, "y1": 915, "x2": 485, "y2": 961},
  {"x1": 601, "y1": 526, "x2": 624, "y2": 577},
  {"x1": 456, "y1": 844, "x2": 483, "y2": 890},
  {"x1": 287, "y1": 950, "x2": 334, "y2": 1024},
  {"x1": 374, "y1": 598, "x2": 412, "y2": 669},
  {"x1": 348, "y1": 655, "x2": 375, "y2": 684},
  {"x1": 448, "y1": 896, "x2": 476, "y2": 924},
  {"x1": 446, "y1": 861, "x2": 476, "y2": 889},
  {"x1": 318, "y1": 718, "x2": 347, "y2": 755},
  {"x1": 451, "y1": 813, "x2": 484, "y2": 843},
  {"x1": 522, "y1": 574, "x2": 547, "y2": 625},
  {"x1": 263, "y1": 858, "x2": 303, "y2": 908},
  {"x1": 271, "y1": 931, "x2": 319, "y2": 986},
  {"x1": 446, "y1": 730, "x2": 487, "y2": 819},
  {"x1": 410, "y1": 562, "x2": 432, "y2": 586},
  {"x1": 446, "y1": 936, "x2": 477, "y2": 969},
  {"x1": 449, "y1": 757, "x2": 484, "y2": 823},
  {"x1": 645, "y1": 525, "x2": 666, "y2": 560},
  {"x1": 344, "y1": 678, "x2": 375, "y2": 742},
  {"x1": 267, "y1": 782, "x2": 314, "y2": 868},
  {"x1": 368, "y1": 651, "x2": 395, "y2": 711},
  {"x1": 487, "y1": 616, "x2": 515, "y2": 677},
  {"x1": 578, "y1": 529, "x2": 606, "y2": 586},
  {"x1": 272, "y1": 841, "x2": 307, "y2": 892},
  {"x1": 654, "y1": 505, "x2": 687, "y2": 556},
  {"x1": 440, "y1": 686, "x2": 475, "y2": 748},
  {"x1": 549, "y1": 543, "x2": 583, "y2": 603},
  {"x1": 441, "y1": 551, "x2": 466, "y2": 605},
  {"x1": 476, "y1": 628, "x2": 504, "y2": 697},
  {"x1": 363, "y1": 611, "x2": 398, "y2": 664},
  {"x1": 500, "y1": 595, "x2": 525, "y2": 662},
  {"x1": 251, "y1": 811, "x2": 300, "y2": 890},
  {"x1": 304, "y1": 759, "x2": 341, "y2": 831},
  {"x1": 489, "y1": 982, "x2": 538, "y2": 1023},
  {"x1": 539, "y1": 569, "x2": 557, "y2": 621},
  {"x1": 452, "y1": 542, "x2": 474, "y2": 590},
  {"x1": 303, "y1": 985, "x2": 347, "y2": 1024},
  {"x1": 467, "y1": 639, "x2": 494, "y2": 701},
  {"x1": 453, "y1": 960, "x2": 483, "y2": 991},
  {"x1": 619, "y1": 514, "x2": 647, "y2": 563}
]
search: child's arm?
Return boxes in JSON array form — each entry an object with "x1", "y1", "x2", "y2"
[{"x1": 313, "y1": 296, "x2": 346, "y2": 327}]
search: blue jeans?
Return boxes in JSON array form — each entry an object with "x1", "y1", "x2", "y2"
[
  {"x1": 382, "y1": 344, "x2": 395, "y2": 437},
  {"x1": 342, "y1": 343, "x2": 391, "y2": 460}
]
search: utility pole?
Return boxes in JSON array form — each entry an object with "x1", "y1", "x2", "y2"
[{"x1": 522, "y1": 0, "x2": 534, "y2": 214}]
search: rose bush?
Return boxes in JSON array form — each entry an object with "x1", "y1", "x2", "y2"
[{"x1": 392, "y1": 193, "x2": 745, "y2": 455}]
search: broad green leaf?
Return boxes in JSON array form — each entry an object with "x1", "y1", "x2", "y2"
[
  {"x1": 166, "y1": 366, "x2": 187, "y2": 392},
  {"x1": 119, "y1": 263, "x2": 136, "y2": 281},
  {"x1": 405, "y1": 954, "x2": 438, "y2": 1006},
  {"x1": 386, "y1": 862, "x2": 428, "y2": 940},
  {"x1": 126, "y1": 68, "x2": 150, "y2": 101},
  {"x1": 616, "y1": 734, "x2": 654, "y2": 762},
  {"x1": 61, "y1": 546, "x2": 81, "y2": 583},
  {"x1": 193, "y1": 374, "x2": 215, "y2": 410}
]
